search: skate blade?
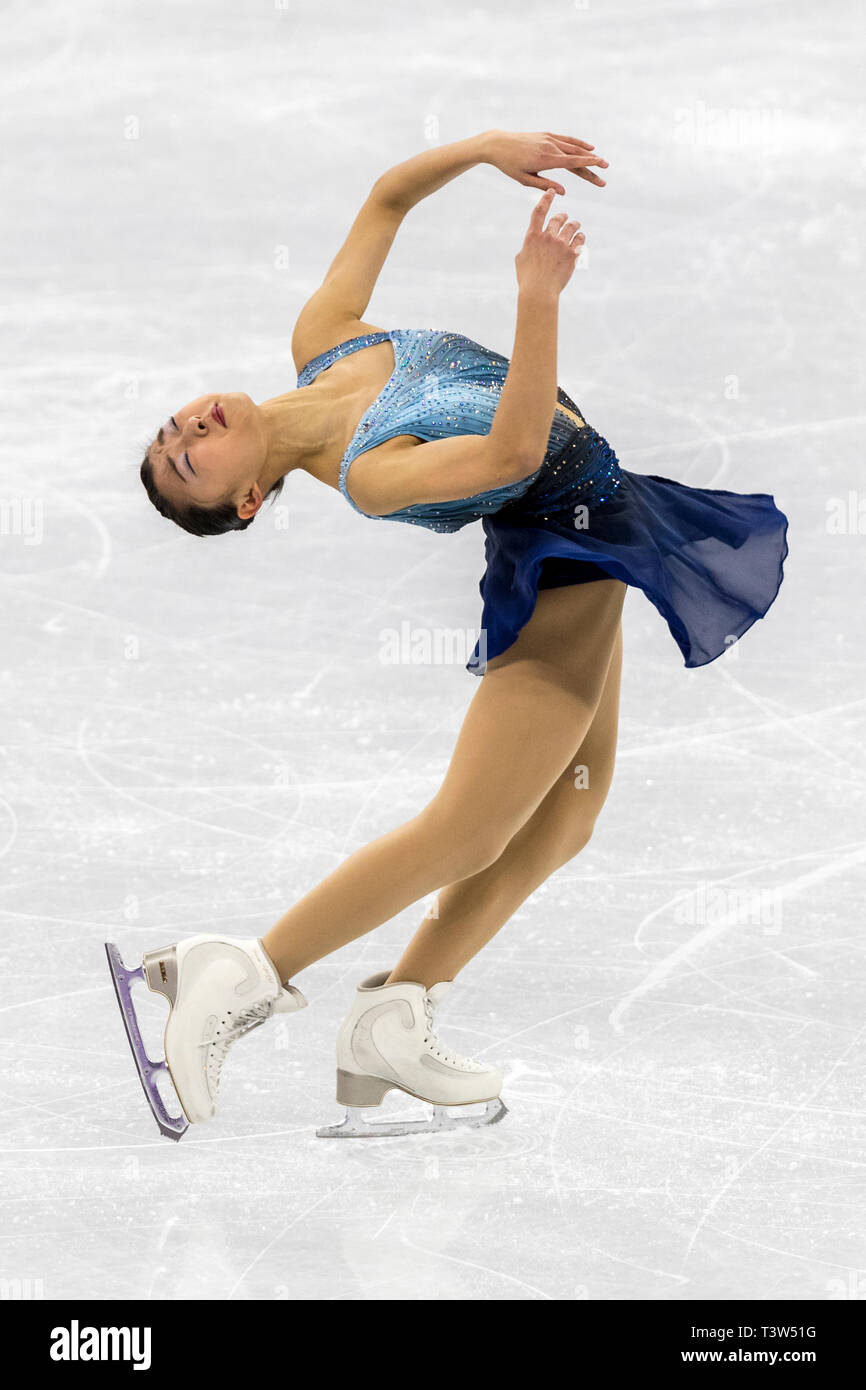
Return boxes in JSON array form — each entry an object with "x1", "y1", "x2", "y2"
[
  {"x1": 316, "y1": 1097, "x2": 507, "y2": 1139},
  {"x1": 105, "y1": 942, "x2": 189, "y2": 1142}
]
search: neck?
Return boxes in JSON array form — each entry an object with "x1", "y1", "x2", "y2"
[{"x1": 257, "y1": 381, "x2": 349, "y2": 494}]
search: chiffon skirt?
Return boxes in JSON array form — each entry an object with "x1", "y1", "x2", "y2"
[{"x1": 467, "y1": 427, "x2": 789, "y2": 674}]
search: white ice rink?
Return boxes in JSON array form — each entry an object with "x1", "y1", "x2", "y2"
[{"x1": 1, "y1": 0, "x2": 864, "y2": 1301}]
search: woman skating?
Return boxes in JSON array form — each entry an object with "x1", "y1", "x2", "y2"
[{"x1": 107, "y1": 129, "x2": 787, "y2": 1139}]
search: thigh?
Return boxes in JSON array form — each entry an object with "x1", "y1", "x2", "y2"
[
  {"x1": 503, "y1": 622, "x2": 623, "y2": 869},
  {"x1": 538, "y1": 619, "x2": 623, "y2": 825},
  {"x1": 488, "y1": 577, "x2": 625, "y2": 693},
  {"x1": 425, "y1": 581, "x2": 626, "y2": 849},
  {"x1": 569, "y1": 618, "x2": 623, "y2": 813}
]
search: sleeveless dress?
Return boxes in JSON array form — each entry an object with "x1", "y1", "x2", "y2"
[{"x1": 297, "y1": 328, "x2": 788, "y2": 674}]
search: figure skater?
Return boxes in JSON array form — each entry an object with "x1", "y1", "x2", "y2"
[{"x1": 106, "y1": 129, "x2": 788, "y2": 1139}]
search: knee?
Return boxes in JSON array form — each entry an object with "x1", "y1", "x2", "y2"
[
  {"x1": 547, "y1": 815, "x2": 597, "y2": 873},
  {"x1": 414, "y1": 804, "x2": 513, "y2": 882},
  {"x1": 441, "y1": 827, "x2": 514, "y2": 881}
]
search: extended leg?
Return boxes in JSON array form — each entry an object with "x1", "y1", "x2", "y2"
[
  {"x1": 262, "y1": 580, "x2": 626, "y2": 982},
  {"x1": 387, "y1": 623, "x2": 623, "y2": 987}
]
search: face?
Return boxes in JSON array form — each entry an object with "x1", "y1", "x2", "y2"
[{"x1": 149, "y1": 392, "x2": 267, "y2": 517}]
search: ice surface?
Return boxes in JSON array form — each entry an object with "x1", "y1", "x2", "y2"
[{"x1": 1, "y1": 0, "x2": 864, "y2": 1301}]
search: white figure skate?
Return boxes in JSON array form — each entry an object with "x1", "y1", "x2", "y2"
[
  {"x1": 105, "y1": 934, "x2": 307, "y2": 1140},
  {"x1": 317, "y1": 970, "x2": 507, "y2": 1137}
]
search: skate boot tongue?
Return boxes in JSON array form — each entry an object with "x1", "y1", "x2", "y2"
[
  {"x1": 274, "y1": 983, "x2": 308, "y2": 1014},
  {"x1": 426, "y1": 981, "x2": 452, "y2": 1007}
]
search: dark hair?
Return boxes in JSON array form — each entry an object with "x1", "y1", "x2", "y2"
[{"x1": 139, "y1": 451, "x2": 284, "y2": 537}]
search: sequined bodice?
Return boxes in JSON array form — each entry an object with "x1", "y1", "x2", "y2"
[{"x1": 297, "y1": 328, "x2": 622, "y2": 532}]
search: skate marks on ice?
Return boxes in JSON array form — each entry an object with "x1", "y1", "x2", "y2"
[{"x1": 609, "y1": 843, "x2": 866, "y2": 1034}]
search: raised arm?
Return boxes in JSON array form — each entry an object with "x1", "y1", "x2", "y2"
[
  {"x1": 292, "y1": 134, "x2": 490, "y2": 368},
  {"x1": 346, "y1": 189, "x2": 586, "y2": 517},
  {"x1": 291, "y1": 131, "x2": 608, "y2": 369}
]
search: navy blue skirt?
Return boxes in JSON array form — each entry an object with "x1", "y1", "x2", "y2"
[{"x1": 467, "y1": 427, "x2": 789, "y2": 673}]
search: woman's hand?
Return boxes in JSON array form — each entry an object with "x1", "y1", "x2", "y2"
[
  {"x1": 515, "y1": 189, "x2": 585, "y2": 297},
  {"x1": 484, "y1": 128, "x2": 608, "y2": 194}
]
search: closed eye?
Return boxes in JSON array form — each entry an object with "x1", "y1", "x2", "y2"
[{"x1": 167, "y1": 416, "x2": 195, "y2": 476}]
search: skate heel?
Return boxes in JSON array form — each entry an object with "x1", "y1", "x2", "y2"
[
  {"x1": 336, "y1": 1069, "x2": 393, "y2": 1107},
  {"x1": 142, "y1": 947, "x2": 179, "y2": 1005}
]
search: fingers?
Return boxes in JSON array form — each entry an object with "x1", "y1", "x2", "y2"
[
  {"x1": 567, "y1": 154, "x2": 609, "y2": 171},
  {"x1": 550, "y1": 215, "x2": 582, "y2": 243},
  {"x1": 528, "y1": 186, "x2": 558, "y2": 230},
  {"x1": 546, "y1": 131, "x2": 596, "y2": 151},
  {"x1": 573, "y1": 167, "x2": 606, "y2": 187},
  {"x1": 530, "y1": 190, "x2": 588, "y2": 248},
  {"x1": 542, "y1": 208, "x2": 585, "y2": 251},
  {"x1": 561, "y1": 153, "x2": 608, "y2": 188},
  {"x1": 523, "y1": 175, "x2": 566, "y2": 194}
]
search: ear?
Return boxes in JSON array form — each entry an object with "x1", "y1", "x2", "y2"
[{"x1": 236, "y1": 481, "x2": 264, "y2": 521}]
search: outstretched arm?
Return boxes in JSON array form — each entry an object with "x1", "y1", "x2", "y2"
[
  {"x1": 379, "y1": 127, "x2": 608, "y2": 212},
  {"x1": 292, "y1": 130, "x2": 607, "y2": 368}
]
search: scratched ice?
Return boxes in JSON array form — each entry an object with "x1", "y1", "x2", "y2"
[{"x1": 1, "y1": 0, "x2": 864, "y2": 1302}]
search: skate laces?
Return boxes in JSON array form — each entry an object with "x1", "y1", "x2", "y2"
[
  {"x1": 422, "y1": 997, "x2": 484, "y2": 1073},
  {"x1": 202, "y1": 996, "x2": 281, "y2": 1092}
]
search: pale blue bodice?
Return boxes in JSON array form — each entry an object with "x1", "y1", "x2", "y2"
[{"x1": 296, "y1": 327, "x2": 620, "y2": 533}]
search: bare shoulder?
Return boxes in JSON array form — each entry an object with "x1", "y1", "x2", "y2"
[{"x1": 291, "y1": 291, "x2": 387, "y2": 375}]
